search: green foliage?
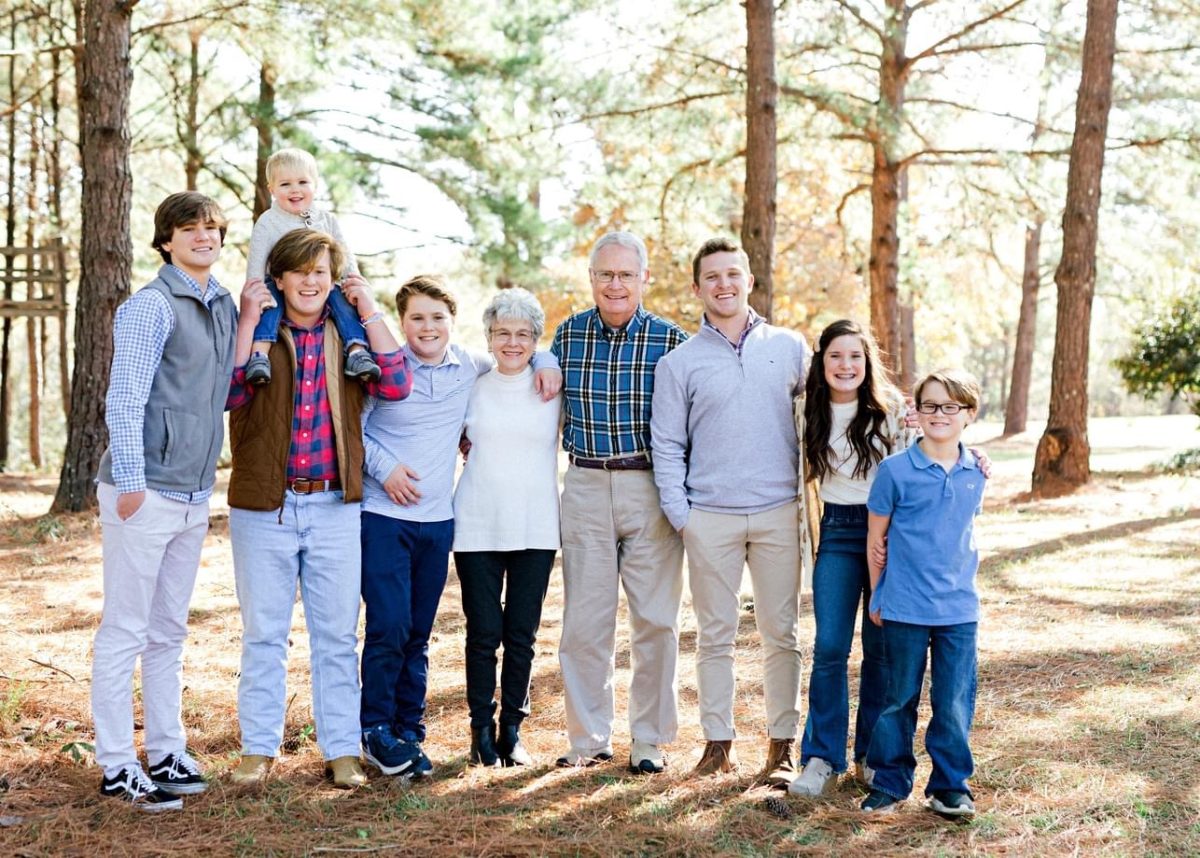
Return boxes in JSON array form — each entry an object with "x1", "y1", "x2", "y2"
[{"x1": 1115, "y1": 289, "x2": 1200, "y2": 416}]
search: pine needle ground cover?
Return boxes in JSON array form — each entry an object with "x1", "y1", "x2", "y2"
[{"x1": 1, "y1": 415, "x2": 1197, "y2": 857}]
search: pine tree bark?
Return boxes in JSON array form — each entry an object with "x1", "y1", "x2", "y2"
[
  {"x1": 1, "y1": 8, "x2": 17, "y2": 471},
  {"x1": 868, "y1": 0, "x2": 908, "y2": 375},
  {"x1": 252, "y1": 61, "x2": 276, "y2": 221},
  {"x1": 26, "y1": 62, "x2": 42, "y2": 469},
  {"x1": 1032, "y1": 0, "x2": 1119, "y2": 496},
  {"x1": 742, "y1": 0, "x2": 776, "y2": 321},
  {"x1": 53, "y1": 0, "x2": 137, "y2": 512},
  {"x1": 1004, "y1": 218, "x2": 1042, "y2": 435},
  {"x1": 184, "y1": 27, "x2": 202, "y2": 189}
]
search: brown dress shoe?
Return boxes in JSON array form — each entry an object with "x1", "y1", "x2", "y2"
[
  {"x1": 757, "y1": 738, "x2": 798, "y2": 789},
  {"x1": 693, "y1": 740, "x2": 737, "y2": 775},
  {"x1": 325, "y1": 756, "x2": 368, "y2": 789},
  {"x1": 229, "y1": 754, "x2": 273, "y2": 785}
]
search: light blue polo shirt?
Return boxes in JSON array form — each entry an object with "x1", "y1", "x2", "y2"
[{"x1": 867, "y1": 442, "x2": 986, "y2": 626}]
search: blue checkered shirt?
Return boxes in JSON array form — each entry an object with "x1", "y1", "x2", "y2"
[
  {"x1": 104, "y1": 265, "x2": 227, "y2": 503},
  {"x1": 551, "y1": 305, "x2": 688, "y2": 458}
]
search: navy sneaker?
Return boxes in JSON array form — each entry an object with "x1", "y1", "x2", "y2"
[
  {"x1": 398, "y1": 730, "x2": 433, "y2": 779},
  {"x1": 861, "y1": 788, "x2": 902, "y2": 814},
  {"x1": 362, "y1": 724, "x2": 421, "y2": 777},
  {"x1": 148, "y1": 751, "x2": 207, "y2": 795},
  {"x1": 100, "y1": 766, "x2": 183, "y2": 812},
  {"x1": 927, "y1": 790, "x2": 975, "y2": 818}
]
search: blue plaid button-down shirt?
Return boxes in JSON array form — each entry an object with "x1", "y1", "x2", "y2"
[
  {"x1": 551, "y1": 305, "x2": 688, "y2": 459},
  {"x1": 104, "y1": 265, "x2": 227, "y2": 503}
]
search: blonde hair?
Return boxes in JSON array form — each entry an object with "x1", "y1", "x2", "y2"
[
  {"x1": 396, "y1": 274, "x2": 458, "y2": 318},
  {"x1": 914, "y1": 369, "x2": 982, "y2": 411},
  {"x1": 266, "y1": 148, "x2": 319, "y2": 186}
]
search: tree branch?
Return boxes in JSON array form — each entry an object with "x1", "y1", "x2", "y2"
[
  {"x1": 904, "y1": 0, "x2": 1030, "y2": 70},
  {"x1": 833, "y1": 0, "x2": 883, "y2": 40}
]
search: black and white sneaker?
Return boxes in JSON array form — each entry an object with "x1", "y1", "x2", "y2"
[
  {"x1": 927, "y1": 790, "x2": 975, "y2": 818},
  {"x1": 149, "y1": 751, "x2": 208, "y2": 795},
  {"x1": 100, "y1": 766, "x2": 184, "y2": 812}
]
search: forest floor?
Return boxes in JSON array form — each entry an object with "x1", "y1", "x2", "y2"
[{"x1": 0, "y1": 415, "x2": 1198, "y2": 857}]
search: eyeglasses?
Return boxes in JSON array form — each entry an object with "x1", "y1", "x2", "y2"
[
  {"x1": 916, "y1": 402, "x2": 968, "y2": 415},
  {"x1": 489, "y1": 328, "x2": 535, "y2": 344},
  {"x1": 590, "y1": 269, "x2": 641, "y2": 285}
]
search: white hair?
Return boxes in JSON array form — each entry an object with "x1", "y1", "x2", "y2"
[
  {"x1": 589, "y1": 231, "x2": 648, "y2": 273},
  {"x1": 481, "y1": 287, "x2": 545, "y2": 341}
]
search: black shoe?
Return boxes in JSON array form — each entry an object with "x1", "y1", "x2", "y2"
[
  {"x1": 345, "y1": 349, "x2": 381, "y2": 382},
  {"x1": 470, "y1": 724, "x2": 500, "y2": 767},
  {"x1": 861, "y1": 789, "x2": 902, "y2": 814},
  {"x1": 100, "y1": 767, "x2": 183, "y2": 812},
  {"x1": 148, "y1": 751, "x2": 207, "y2": 795},
  {"x1": 927, "y1": 790, "x2": 975, "y2": 818},
  {"x1": 497, "y1": 723, "x2": 532, "y2": 767},
  {"x1": 245, "y1": 352, "x2": 272, "y2": 385}
]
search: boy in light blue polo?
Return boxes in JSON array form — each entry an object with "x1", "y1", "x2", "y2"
[{"x1": 861, "y1": 369, "x2": 986, "y2": 818}]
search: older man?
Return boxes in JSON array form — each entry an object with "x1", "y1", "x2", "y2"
[
  {"x1": 651, "y1": 237, "x2": 810, "y2": 785},
  {"x1": 552, "y1": 231, "x2": 687, "y2": 773}
]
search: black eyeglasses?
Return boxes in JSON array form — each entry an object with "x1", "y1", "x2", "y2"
[{"x1": 916, "y1": 402, "x2": 968, "y2": 415}]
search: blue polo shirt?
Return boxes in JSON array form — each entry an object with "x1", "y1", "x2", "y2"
[{"x1": 867, "y1": 442, "x2": 986, "y2": 626}]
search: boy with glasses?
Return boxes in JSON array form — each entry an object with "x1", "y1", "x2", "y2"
[{"x1": 860, "y1": 370, "x2": 987, "y2": 818}]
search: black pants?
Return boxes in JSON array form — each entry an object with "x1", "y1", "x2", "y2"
[{"x1": 454, "y1": 549, "x2": 556, "y2": 729}]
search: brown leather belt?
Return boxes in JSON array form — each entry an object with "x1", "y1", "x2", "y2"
[
  {"x1": 288, "y1": 478, "x2": 342, "y2": 494},
  {"x1": 569, "y1": 453, "x2": 652, "y2": 471}
]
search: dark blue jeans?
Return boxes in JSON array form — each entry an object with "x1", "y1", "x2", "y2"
[
  {"x1": 454, "y1": 549, "x2": 555, "y2": 729},
  {"x1": 800, "y1": 503, "x2": 887, "y2": 772},
  {"x1": 359, "y1": 513, "x2": 454, "y2": 740},
  {"x1": 253, "y1": 275, "x2": 367, "y2": 349},
  {"x1": 865, "y1": 620, "x2": 977, "y2": 799}
]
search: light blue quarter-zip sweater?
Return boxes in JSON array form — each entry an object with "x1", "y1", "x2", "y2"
[{"x1": 650, "y1": 316, "x2": 810, "y2": 531}]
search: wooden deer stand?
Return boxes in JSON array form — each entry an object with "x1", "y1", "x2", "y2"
[{"x1": 0, "y1": 238, "x2": 71, "y2": 464}]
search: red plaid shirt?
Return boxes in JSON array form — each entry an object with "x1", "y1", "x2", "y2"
[{"x1": 228, "y1": 314, "x2": 411, "y2": 481}]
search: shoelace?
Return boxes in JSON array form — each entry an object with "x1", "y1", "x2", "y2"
[
  {"x1": 161, "y1": 753, "x2": 201, "y2": 779},
  {"x1": 124, "y1": 768, "x2": 157, "y2": 798}
]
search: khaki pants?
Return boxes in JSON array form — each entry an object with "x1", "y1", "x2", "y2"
[
  {"x1": 683, "y1": 502, "x2": 803, "y2": 741},
  {"x1": 558, "y1": 465, "x2": 684, "y2": 752}
]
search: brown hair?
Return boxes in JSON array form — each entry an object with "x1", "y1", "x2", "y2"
[
  {"x1": 804, "y1": 319, "x2": 903, "y2": 482},
  {"x1": 691, "y1": 237, "x2": 750, "y2": 285},
  {"x1": 151, "y1": 192, "x2": 228, "y2": 265},
  {"x1": 266, "y1": 229, "x2": 346, "y2": 283},
  {"x1": 914, "y1": 369, "x2": 982, "y2": 411},
  {"x1": 395, "y1": 274, "x2": 457, "y2": 318}
]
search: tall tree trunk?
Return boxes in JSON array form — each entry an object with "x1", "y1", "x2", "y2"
[
  {"x1": 1004, "y1": 218, "x2": 1043, "y2": 435},
  {"x1": 26, "y1": 51, "x2": 42, "y2": 469},
  {"x1": 869, "y1": 0, "x2": 908, "y2": 375},
  {"x1": 184, "y1": 26, "x2": 202, "y2": 189},
  {"x1": 252, "y1": 61, "x2": 276, "y2": 221},
  {"x1": 1, "y1": 8, "x2": 17, "y2": 472},
  {"x1": 53, "y1": 0, "x2": 136, "y2": 512},
  {"x1": 742, "y1": 0, "x2": 776, "y2": 321},
  {"x1": 1032, "y1": 0, "x2": 1119, "y2": 496},
  {"x1": 898, "y1": 301, "x2": 916, "y2": 393}
]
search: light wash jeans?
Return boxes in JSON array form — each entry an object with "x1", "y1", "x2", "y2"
[
  {"x1": 93, "y1": 483, "x2": 209, "y2": 777},
  {"x1": 231, "y1": 491, "x2": 363, "y2": 761}
]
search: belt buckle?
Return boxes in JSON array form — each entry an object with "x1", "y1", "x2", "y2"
[{"x1": 602, "y1": 458, "x2": 616, "y2": 472}]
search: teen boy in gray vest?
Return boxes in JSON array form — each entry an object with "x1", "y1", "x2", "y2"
[
  {"x1": 650, "y1": 237, "x2": 810, "y2": 785},
  {"x1": 92, "y1": 191, "x2": 269, "y2": 811}
]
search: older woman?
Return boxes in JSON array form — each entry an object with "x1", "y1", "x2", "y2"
[{"x1": 452, "y1": 287, "x2": 562, "y2": 767}]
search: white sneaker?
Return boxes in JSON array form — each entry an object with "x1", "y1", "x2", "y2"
[
  {"x1": 554, "y1": 746, "x2": 614, "y2": 768},
  {"x1": 629, "y1": 740, "x2": 665, "y2": 774},
  {"x1": 788, "y1": 757, "x2": 837, "y2": 797}
]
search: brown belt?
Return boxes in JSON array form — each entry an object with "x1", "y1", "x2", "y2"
[
  {"x1": 288, "y1": 478, "x2": 342, "y2": 494},
  {"x1": 569, "y1": 453, "x2": 652, "y2": 471}
]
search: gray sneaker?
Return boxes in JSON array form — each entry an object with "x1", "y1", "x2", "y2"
[
  {"x1": 927, "y1": 790, "x2": 975, "y2": 818},
  {"x1": 788, "y1": 757, "x2": 837, "y2": 797}
]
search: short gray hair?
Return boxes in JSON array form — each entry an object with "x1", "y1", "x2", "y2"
[
  {"x1": 589, "y1": 231, "x2": 648, "y2": 273},
  {"x1": 482, "y1": 287, "x2": 545, "y2": 341}
]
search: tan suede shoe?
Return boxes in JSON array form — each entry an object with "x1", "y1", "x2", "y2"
[
  {"x1": 325, "y1": 756, "x2": 368, "y2": 789},
  {"x1": 229, "y1": 754, "x2": 273, "y2": 785},
  {"x1": 693, "y1": 740, "x2": 737, "y2": 775},
  {"x1": 757, "y1": 737, "x2": 798, "y2": 789}
]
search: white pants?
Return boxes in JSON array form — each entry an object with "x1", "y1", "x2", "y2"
[
  {"x1": 92, "y1": 483, "x2": 209, "y2": 776},
  {"x1": 558, "y1": 466, "x2": 685, "y2": 752},
  {"x1": 683, "y1": 503, "x2": 803, "y2": 741}
]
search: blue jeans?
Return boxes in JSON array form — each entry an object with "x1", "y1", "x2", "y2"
[
  {"x1": 253, "y1": 275, "x2": 367, "y2": 349},
  {"x1": 865, "y1": 620, "x2": 977, "y2": 799},
  {"x1": 230, "y1": 491, "x2": 363, "y2": 760},
  {"x1": 800, "y1": 503, "x2": 887, "y2": 772},
  {"x1": 359, "y1": 513, "x2": 454, "y2": 740}
]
